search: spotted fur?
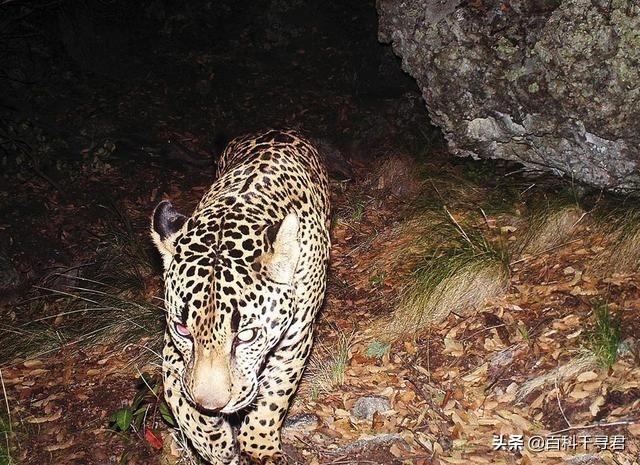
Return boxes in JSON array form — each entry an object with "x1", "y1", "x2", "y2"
[{"x1": 150, "y1": 129, "x2": 330, "y2": 464}]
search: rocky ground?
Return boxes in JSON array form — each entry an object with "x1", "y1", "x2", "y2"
[{"x1": 1, "y1": 1, "x2": 639, "y2": 465}]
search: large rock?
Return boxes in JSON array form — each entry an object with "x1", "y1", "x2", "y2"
[{"x1": 377, "y1": 0, "x2": 640, "y2": 192}]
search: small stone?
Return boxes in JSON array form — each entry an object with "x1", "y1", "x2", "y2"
[
  {"x1": 283, "y1": 413, "x2": 320, "y2": 431},
  {"x1": 617, "y1": 337, "x2": 637, "y2": 357},
  {"x1": 351, "y1": 395, "x2": 391, "y2": 420},
  {"x1": 565, "y1": 454, "x2": 607, "y2": 465}
]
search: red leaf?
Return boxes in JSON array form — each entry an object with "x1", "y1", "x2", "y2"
[{"x1": 145, "y1": 429, "x2": 163, "y2": 450}]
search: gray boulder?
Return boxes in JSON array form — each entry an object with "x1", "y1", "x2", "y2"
[{"x1": 377, "y1": 0, "x2": 640, "y2": 192}]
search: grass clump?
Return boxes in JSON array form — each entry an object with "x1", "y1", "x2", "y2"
[
  {"x1": 351, "y1": 200, "x2": 365, "y2": 221},
  {"x1": 370, "y1": 214, "x2": 510, "y2": 341},
  {"x1": 517, "y1": 186, "x2": 588, "y2": 257},
  {"x1": 583, "y1": 301, "x2": 621, "y2": 370},
  {"x1": 370, "y1": 273, "x2": 386, "y2": 287},
  {"x1": 335, "y1": 193, "x2": 370, "y2": 224},
  {"x1": 304, "y1": 329, "x2": 355, "y2": 400},
  {"x1": 353, "y1": 210, "x2": 447, "y2": 289},
  {"x1": 423, "y1": 157, "x2": 527, "y2": 215},
  {"x1": 516, "y1": 323, "x2": 532, "y2": 345},
  {"x1": 0, "y1": 415, "x2": 14, "y2": 465},
  {"x1": 594, "y1": 206, "x2": 640, "y2": 275},
  {"x1": 519, "y1": 204, "x2": 584, "y2": 256},
  {"x1": 0, "y1": 272, "x2": 164, "y2": 365},
  {"x1": 0, "y1": 370, "x2": 16, "y2": 465},
  {"x1": 0, "y1": 205, "x2": 163, "y2": 365},
  {"x1": 368, "y1": 153, "x2": 422, "y2": 198},
  {"x1": 98, "y1": 203, "x2": 158, "y2": 290}
]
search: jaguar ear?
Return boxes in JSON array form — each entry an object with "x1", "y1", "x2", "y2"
[
  {"x1": 263, "y1": 212, "x2": 300, "y2": 284},
  {"x1": 151, "y1": 200, "x2": 187, "y2": 269}
]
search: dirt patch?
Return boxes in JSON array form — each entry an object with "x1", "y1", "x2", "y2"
[{"x1": 4, "y1": 346, "x2": 162, "y2": 465}]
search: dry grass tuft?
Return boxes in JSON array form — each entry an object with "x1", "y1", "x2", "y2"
[
  {"x1": 0, "y1": 274, "x2": 165, "y2": 366},
  {"x1": 353, "y1": 210, "x2": 447, "y2": 289},
  {"x1": 0, "y1": 205, "x2": 164, "y2": 366},
  {"x1": 516, "y1": 354, "x2": 597, "y2": 403},
  {"x1": 367, "y1": 219, "x2": 510, "y2": 342},
  {"x1": 368, "y1": 153, "x2": 422, "y2": 198},
  {"x1": 354, "y1": 160, "x2": 523, "y2": 291},
  {"x1": 299, "y1": 329, "x2": 356, "y2": 400},
  {"x1": 594, "y1": 207, "x2": 640, "y2": 275},
  {"x1": 370, "y1": 255, "x2": 509, "y2": 342},
  {"x1": 418, "y1": 160, "x2": 522, "y2": 215},
  {"x1": 519, "y1": 204, "x2": 585, "y2": 256},
  {"x1": 421, "y1": 173, "x2": 488, "y2": 212}
]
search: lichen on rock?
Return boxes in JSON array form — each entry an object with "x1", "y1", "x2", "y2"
[{"x1": 377, "y1": 0, "x2": 640, "y2": 192}]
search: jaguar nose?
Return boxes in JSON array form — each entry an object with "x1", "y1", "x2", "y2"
[
  {"x1": 193, "y1": 386, "x2": 231, "y2": 412},
  {"x1": 191, "y1": 359, "x2": 232, "y2": 411},
  {"x1": 191, "y1": 373, "x2": 231, "y2": 411}
]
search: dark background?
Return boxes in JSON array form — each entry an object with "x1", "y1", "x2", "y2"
[{"x1": 0, "y1": 0, "x2": 438, "y2": 289}]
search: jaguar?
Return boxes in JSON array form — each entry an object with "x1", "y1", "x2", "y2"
[{"x1": 150, "y1": 129, "x2": 330, "y2": 464}]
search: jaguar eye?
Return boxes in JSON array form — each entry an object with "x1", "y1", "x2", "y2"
[
  {"x1": 174, "y1": 322, "x2": 191, "y2": 338},
  {"x1": 236, "y1": 328, "x2": 257, "y2": 343}
]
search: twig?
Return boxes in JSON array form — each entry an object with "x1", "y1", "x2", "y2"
[
  {"x1": 571, "y1": 188, "x2": 604, "y2": 228},
  {"x1": 406, "y1": 377, "x2": 448, "y2": 421},
  {"x1": 504, "y1": 167, "x2": 528, "y2": 177},
  {"x1": 461, "y1": 324, "x2": 507, "y2": 342},
  {"x1": 129, "y1": 343, "x2": 163, "y2": 362},
  {"x1": 291, "y1": 434, "x2": 325, "y2": 456},
  {"x1": 550, "y1": 419, "x2": 637, "y2": 435},
  {"x1": 509, "y1": 238, "x2": 583, "y2": 266},
  {"x1": 554, "y1": 375, "x2": 572, "y2": 429},
  {"x1": 479, "y1": 207, "x2": 490, "y2": 228},
  {"x1": 429, "y1": 179, "x2": 445, "y2": 204},
  {"x1": 136, "y1": 366, "x2": 159, "y2": 400},
  {"x1": 443, "y1": 206, "x2": 473, "y2": 247},
  {"x1": 323, "y1": 460, "x2": 380, "y2": 465},
  {"x1": 425, "y1": 329, "x2": 431, "y2": 384},
  {"x1": 520, "y1": 183, "x2": 536, "y2": 195}
]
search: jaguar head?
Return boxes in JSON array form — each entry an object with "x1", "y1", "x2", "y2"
[{"x1": 151, "y1": 200, "x2": 300, "y2": 413}]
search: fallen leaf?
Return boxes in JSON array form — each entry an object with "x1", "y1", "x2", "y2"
[
  {"x1": 44, "y1": 439, "x2": 75, "y2": 451},
  {"x1": 145, "y1": 429, "x2": 163, "y2": 449},
  {"x1": 589, "y1": 395, "x2": 605, "y2": 416},
  {"x1": 576, "y1": 371, "x2": 598, "y2": 382},
  {"x1": 23, "y1": 359, "x2": 43, "y2": 368},
  {"x1": 28, "y1": 411, "x2": 62, "y2": 424}
]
